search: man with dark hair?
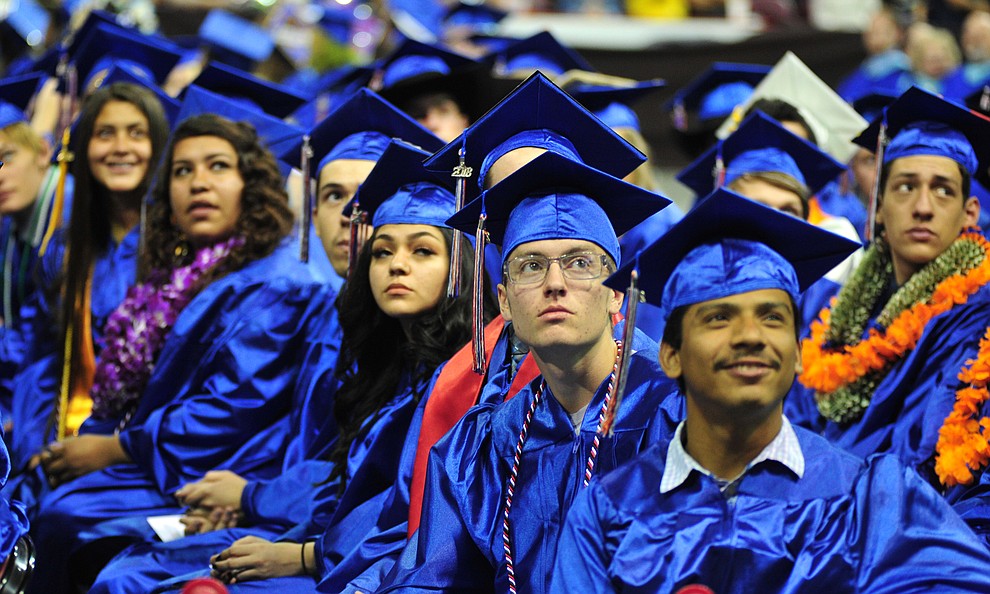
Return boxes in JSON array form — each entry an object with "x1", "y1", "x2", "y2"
[
  {"x1": 550, "y1": 191, "x2": 990, "y2": 593},
  {"x1": 797, "y1": 87, "x2": 990, "y2": 500}
]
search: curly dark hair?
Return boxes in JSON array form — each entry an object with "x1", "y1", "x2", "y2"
[
  {"x1": 141, "y1": 114, "x2": 293, "y2": 282},
  {"x1": 327, "y1": 228, "x2": 498, "y2": 490}
]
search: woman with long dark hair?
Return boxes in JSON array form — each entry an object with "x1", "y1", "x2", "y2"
[
  {"x1": 5, "y1": 81, "x2": 170, "y2": 507},
  {"x1": 26, "y1": 114, "x2": 335, "y2": 593},
  {"x1": 90, "y1": 140, "x2": 495, "y2": 594}
]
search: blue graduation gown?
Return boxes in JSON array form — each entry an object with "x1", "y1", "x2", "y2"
[
  {"x1": 0, "y1": 426, "x2": 29, "y2": 562},
  {"x1": 317, "y1": 322, "x2": 524, "y2": 594},
  {"x1": 817, "y1": 282, "x2": 990, "y2": 486},
  {"x1": 27, "y1": 240, "x2": 337, "y2": 594},
  {"x1": 550, "y1": 425, "x2": 990, "y2": 593},
  {"x1": 92, "y1": 366, "x2": 424, "y2": 594},
  {"x1": 6, "y1": 225, "x2": 140, "y2": 509},
  {"x1": 377, "y1": 331, "x2": 681, "y2": 594},
  {"x1": 836, "y1": 50, "x2": 911, "y2": 102},
  {"x1": 941, "y1": 62, "x2": 990, "y2": 104}
]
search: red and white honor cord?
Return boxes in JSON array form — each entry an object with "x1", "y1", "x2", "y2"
[{"x1": 501, "y1": 340, "x2": 622, "y2": 594}]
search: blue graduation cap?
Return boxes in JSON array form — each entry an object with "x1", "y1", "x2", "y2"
[
  {"x1": 442, "y1": 2, "x2": 508, "y2": 33},
  {"x1": 197, "y1": 9, "x2": 274, "y2": 72},
  {"x1": 189, "y1": 61, "x2": 308, "y2": 119},
  {"x1": 487, "y1": 31, "x2": 594, "y2": 77},
  {"x1": 0, "y1": 72, "x2": 44, "y2": 111},
  {"x1": 605, "y1": 189, "x2": 859, "y2": 317},
  {"x1": 375, "y1": 39, "x2": 478, "y2": 91},
  {"x1": 851, "y1": 91, "x2": 897, "y2": 123},
  {"x1": 351, "y1": 139, "x2": 457, "y2": 228},
  {"x1": 288, "y1": 65, "x2": 376, "y2": 128},
  {"x1": 853, "y1": 86, "x2": 990, "y2": 177},
  {"x1": 664, "y1": 62, "x2": 770, "y2": 129},
  {"x1": 447, "y1": 148, "x2": 670, "y2": 374},
  {"x1": 177, "y1": 85, "x2": 304, "y2": 159},
  {"x1": 0, "y1": 0, "x2": 49, "y2": 50},
  {"x1": 98, "y1": 64, "x2": 181, "y2": 127},
  {"x1": 0, "y1": 101, "x2": 27, "y2": 129},
  {"x1": 424, "y1": 72, "x2": 646, "y2": 200},
  {"x1": 677, "y1": 111, "x2": 845, "y2": 199},
  {"x1": 373, "y1": 38, "x2": 491, "y2": 121},
  {"x1": 447, "y1": 150, "x2": 671, "y2": 267},
  {"x1": 566, "y1": 79, "x2": 665, "y2": 132},
  {"x1": 72, "y1": 22, "x2": 183, "y2": 90},
  {"x1": 853, "y1": 85, "x2": 990, "y2": 237},
  {"x1": 281, "y1": 87, "x2": 443, "y2": 181}
]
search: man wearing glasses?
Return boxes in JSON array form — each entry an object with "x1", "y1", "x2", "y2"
[{"x1": 378, "y1": 152, "x2": 679, "y2": 594}]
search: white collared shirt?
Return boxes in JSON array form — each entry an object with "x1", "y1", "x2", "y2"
[{"x1": 660, "y1": 416, "x2": 805, "y2": 498}]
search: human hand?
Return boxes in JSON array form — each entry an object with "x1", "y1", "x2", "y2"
[
  {"x1": 175, "y1": 470, "x2": 247, "y2": 510},
  {"x1": 180, "y1": 506, "x2": 241, "y2": 536},
  {"x1": 209, "y1": 537, "x2": 309, "y2": 583},
  {"x1": 39, "y1": 434, "x2": 128, "y2": 487}
]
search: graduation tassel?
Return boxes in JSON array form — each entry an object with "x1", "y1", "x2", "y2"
[
  {"x1": 40, "y1": 126, "x2": 73, "y2": 257},
  {"x1": 41, "y1": 57, "x2": 77, "y2": 257},
  {"x1": 865, "y1": 121, "x2": 887, "y2": 243},
  {"x1": 347, "y1": 202, "x2": 367, "y2": 278},
  {"x1": 713, "y1": 152, "x2": 726, "y2": 189},
  {"x1": 471, "y1": 212, "x2": 488, "y2": 374},
  {"x1": 672, "y1": 102, "x2": 688, "y2": 132},
  {"x1": 447, "y1": 146, "x2": 471, "y2": 298},
  {"x1": 602, "y1": 269, "x2": 641, "y2": 437},
  {"x1": 981, "y1": 85, "x2": 990, "y2": 113},
  {"x1": 299, "y1": 135, "x2": 313, "y2": 263}
]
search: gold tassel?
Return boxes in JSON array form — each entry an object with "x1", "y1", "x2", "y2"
[{"x1": 40, "y1": 127, "x2": 73, "y2": 257}]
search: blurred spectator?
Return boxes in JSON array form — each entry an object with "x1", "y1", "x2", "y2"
[
  {"x1": 905, "y1": 22, "x2": 961, "y2": 92},
  {"x1": 942, "y1": 11, "x2": 990, "y2": 102},
  {"x1": 837, "y1": 7, "x2": 911, "y2": 102}
]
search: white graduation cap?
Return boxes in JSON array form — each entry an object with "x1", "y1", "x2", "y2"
[{"x1": 715, "y1": 51, "x2": 867, "y2": 163}]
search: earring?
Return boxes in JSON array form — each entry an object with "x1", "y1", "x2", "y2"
[{"x1": 174, "y1": 237, "x2": 190, "y2": 259}]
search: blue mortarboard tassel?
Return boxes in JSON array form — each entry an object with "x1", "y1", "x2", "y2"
[{"x1": 299, "y1": 134, "x2": 313, "y2": 263}]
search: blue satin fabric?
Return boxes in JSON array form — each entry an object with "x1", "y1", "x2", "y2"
[
  {"x1": 377, "y1": 329, "x2": 681, "y2": 594},
  {"x1": 6, "y1": 225, "x2": 140, "y2": 508},
  {"x1": 0, "y1": 210, "x2": 50, "y2": 422},
  {"x1": 0, "y1": 427, "x2": 29, "y2": 562},
  {"x1": 804, "y1": 283, "x2": 990, "y2": 487},
  {"x1": 551, "y1": 426, "x2": 990, "y2": 593},
  {"x1": 92, "y1": 364, "x2": 423, "y2": 594},
  {"x1": 27, "y1": 240, "x2": 337, "y2": 593},
  {"x1": 320, "y1": 322, "x2": 554, "y2": 594},
  {"x1": 836, "y1": 50, "x2": 911, "y2": 103},
  {"x1": 941, "y1": 62, "x2": 990, "y2": 105}
]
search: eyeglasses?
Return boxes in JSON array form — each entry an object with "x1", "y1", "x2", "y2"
[{"x1": 504, "y1": 251, "x2": 610, "y2": 285}]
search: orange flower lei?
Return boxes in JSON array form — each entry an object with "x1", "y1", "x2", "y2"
[
  {"x1": 935, "y1": 327, "x2": 990, "y2": 487},
  {"x1": 800, "y1": 231, "x2": 990, "y2": 423}
]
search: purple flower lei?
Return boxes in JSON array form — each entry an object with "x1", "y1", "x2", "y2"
[{"x1": 91, "y1": 235, "x2": 245, "y2": 421}]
